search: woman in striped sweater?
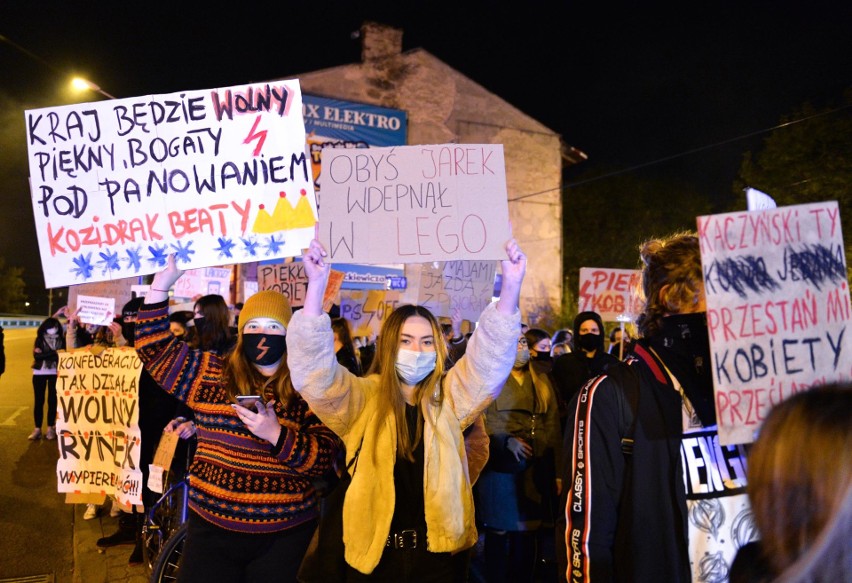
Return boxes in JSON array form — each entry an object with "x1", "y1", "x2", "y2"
[{"x1": 135, "y1": 256, "x2": 340, "y2": 582}]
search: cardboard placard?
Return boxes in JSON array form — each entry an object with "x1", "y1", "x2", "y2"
[
  {"x1": 26, "y1": 80, "x2": 316, "y2": 288},
  {"x1": 414, "y1": 260, "x2": 496, "y2": 320},
  {"x1": 317, "y1": 144, "x2": 510, "y2": 264},
  {"x1": 578, "y1": 267, "x2": 642, "y2": 322},
  {"x1": 55, "y1": 347, "x2": 144, "y2": 507},
  {"x1": 698, "y1": 201, "x2": 852, "y2": 444}
]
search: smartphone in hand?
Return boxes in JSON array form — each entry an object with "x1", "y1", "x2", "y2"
[{"x1": 235, "y1": 395, "x2": 262, "y2": 410}]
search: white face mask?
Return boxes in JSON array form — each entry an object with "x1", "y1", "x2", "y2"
[
  {"x1": 395, "y1": 348, "x2": 437, "y2": 386},
  {"x1": 46, "y1": 328, "x2": 59, "y2": 336}
]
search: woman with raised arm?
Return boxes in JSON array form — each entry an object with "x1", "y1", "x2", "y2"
[
  {"x1": 133, "y1": 256, "x2": 340, "y2": 582},
  {"x1": 288, "y1": 235, "x2": 526, "y2": 580}
]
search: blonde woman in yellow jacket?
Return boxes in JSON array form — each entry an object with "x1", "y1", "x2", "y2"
[{"x1": 289, "y1": 235, "x2": 526, "y2": 579}]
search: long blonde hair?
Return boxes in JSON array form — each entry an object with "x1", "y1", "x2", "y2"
[{"x1": 369, "y1": 305, "x2": 448, "y2": 461}]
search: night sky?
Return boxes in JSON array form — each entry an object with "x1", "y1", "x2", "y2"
[{"x1": 2, "y1": 2, "x2": 850, "y2": 313}]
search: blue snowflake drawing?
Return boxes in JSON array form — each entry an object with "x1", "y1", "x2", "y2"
[
  {"x1": 97, "y1": 250, "x2": 121, "y2": 275},
  {"x1": 170, "y1": 240, "x2": 196, "y2": 264},
  {"x1": 124, "y1": 246, "x2": 143, "y2": 272},
  {"x1": 214, "y1": 237, "x2": 237, "y2": 259},
  {"x1": 240, "y1": 237, "x2": 260, "y2": 257},
  {"x1": 71, "y1": 253, "x2": 95, "y2": 280},
  {"x1": 147, "y1": 244, "x2": 169, "y2": 267},
  {"x1": 264, "y1": 235, "x2": 285, "y2": 256}
]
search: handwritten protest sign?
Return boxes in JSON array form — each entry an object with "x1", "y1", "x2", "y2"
[
  {"x1": 55, "y1": 347, "x2": 144, "y2": 507},
  {"x1": 340, "y1": 289, "x2": 402, "y2": 337},
  {"x1": 414, "y1": 260, "x2": 496, "y2": 320},
  {"x1": 317, "y1": 144, "x2": 509, "y2": 263},
  {"x1": 149, "y1": 430, "x2": 180, "y2": 494},
  {"x1": 173, "y1": 266, "x2": 233, "y2": 303},
  {"x1": 578, "y1": 267, "x2": 642, "y2": 322},
  {"x1": 257, "y1": 260, "x2": 343, "y2": 311},
  {"x1": 258, "y1": 261, "x2": 308, "y2": 305},
  {"x1": 67, "y1": 278, "x2": 137, "y2": 317},
  {"x1": 698, "y1": 201, "x2": 852, "y2": 445},
  {"x1": 26, "y1": 80, "x2": 317, "y2": 288},
  {"x1": 75, "y1": 294, "x2": 116, "y2": 325}
]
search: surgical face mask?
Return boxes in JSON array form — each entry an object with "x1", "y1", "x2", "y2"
[
  {"x1": 514, "y1": 347, "x2": 530, "y2": 368},
  {"x1": 243, "y1": 333, "x2": 287, "y2": 366},
  {"x1": 395, "y1": 348, "x2": 437, "y2": 385},
  {"x1": 45, "y1": 328, "x2": 59, "y2": 336}
]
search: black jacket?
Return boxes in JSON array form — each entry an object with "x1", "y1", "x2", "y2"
[
  {"x1": 558, "y1": 342, "x2": 691, "y2": 583},
  {"x1": 552, "y1": 349, "x2": 620, "y2": 407},
  {"x1": 32, "y1": 332, "x2": 65, "y2": 370}
]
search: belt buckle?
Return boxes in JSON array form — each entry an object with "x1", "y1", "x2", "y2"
[{"x1": 393, "y1": 529, "x2": 418, "y2": 549}]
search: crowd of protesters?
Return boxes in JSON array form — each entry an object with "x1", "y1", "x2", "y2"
[{"x1": 20, "y1": 227, "x2": 850, "y2": 583}]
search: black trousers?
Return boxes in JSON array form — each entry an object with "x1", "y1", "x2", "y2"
[
  {"x1": 178, "y1": 512, "x2": 316, "y2": 583},
  {"x1": 346, "y1": 543, "x2": 455, "y2": 582},
  {"x1": 32, "y1": 374, "x2": 57, "y2": 428}
]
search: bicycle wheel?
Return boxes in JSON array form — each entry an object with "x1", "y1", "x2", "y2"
[
  {"x1": 143, "y1": 474, "x2": 187, "y2": 570},
  {"x1": 151, "y1": 521, "x2": 188, "y2": 583}
]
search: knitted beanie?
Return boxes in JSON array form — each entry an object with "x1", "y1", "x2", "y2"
[{"x1": 237, "y1": 290, "x2": 293, "y2": 331}]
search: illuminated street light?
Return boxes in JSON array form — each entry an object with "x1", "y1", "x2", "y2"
[{"x1": 71, "y1": 77, "x2": 117, "y2": 99}]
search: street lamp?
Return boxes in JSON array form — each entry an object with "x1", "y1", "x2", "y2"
[{"x1": 71, "y1": 77, "x2": 117, "y2": 100}]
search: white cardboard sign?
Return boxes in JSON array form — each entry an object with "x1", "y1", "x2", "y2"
[
  {"x1": 698, "y1": 200, "x2": 852, "y2": 445},
  {"x1": 26, "y1": 80, "x2": 316, "y2": 288},
  {"x1": 578, "y1": 267, "x2": 642, "y2": 322},
  {"x1": 317, "y1": 144, "x2": 510, "y2": 264},
  {"x1": 414, "y1": 260, "x2": 497, "y2": 320},
  {"x1": 75, "y1": 294, "x2": 116, "y2": 325}
]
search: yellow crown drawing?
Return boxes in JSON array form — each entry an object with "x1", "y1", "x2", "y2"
[{"x1": 253, "y1": 190, "x2": 317, "y2": 233}]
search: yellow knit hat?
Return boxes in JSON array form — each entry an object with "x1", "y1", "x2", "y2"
[{"x1": 237, "y1": 290, "x2": 293, "y2": 331}]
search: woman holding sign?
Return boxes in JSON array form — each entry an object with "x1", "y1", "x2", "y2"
[
  {"x1": 134, "y1": 262, "x2": 340, "y2": 582},
  {"x1": 288, "y1": 234, "x2": 526, "y2": 580}
]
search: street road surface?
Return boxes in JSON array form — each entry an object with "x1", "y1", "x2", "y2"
[{"x1": 0, "y1": 326, "x2": 74, "y2": 581}]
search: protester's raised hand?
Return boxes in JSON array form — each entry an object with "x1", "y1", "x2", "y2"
[
  {"x1": 302, "y1": 230, "x2": 330, "y2": 283},
  {"x1": 501, "y1": 236, "x2": 526, "y2": 289},
  {"x1": 451, "y1": 307, "x2": 463, "y2": 338},
  {"x1": 151, "y1": 253, "x2": 184, "y2": 291},
  {"x1": 107, "y1": 320, "x2": 122, "y2": 339},
  {"x1": 495, "y1": 225, "x2": 526, "y2": 315},
  {"x1": 67, "y1": 307, "x2": 82, "y2": 326}
]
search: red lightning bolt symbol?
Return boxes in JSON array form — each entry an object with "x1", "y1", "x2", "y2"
[
  {"x1": 243, "y1": 114, "x2": 267, "y2": 156},
  {"x1": 256, "y1": 337, "x2": 269, "y2": 361}
]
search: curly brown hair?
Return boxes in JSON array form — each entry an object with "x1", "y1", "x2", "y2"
[{"x1": 635, "y1": 232, "x2": 704, "y2": 337}]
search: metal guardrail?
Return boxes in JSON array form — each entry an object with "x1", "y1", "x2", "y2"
[{"x1": 0, "y1": 316, "x2": 46, "y2": 328}]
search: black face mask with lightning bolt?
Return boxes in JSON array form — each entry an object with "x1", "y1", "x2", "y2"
[{"x1": 242, "y1": 333, "x2": 287, "y2": 366}]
